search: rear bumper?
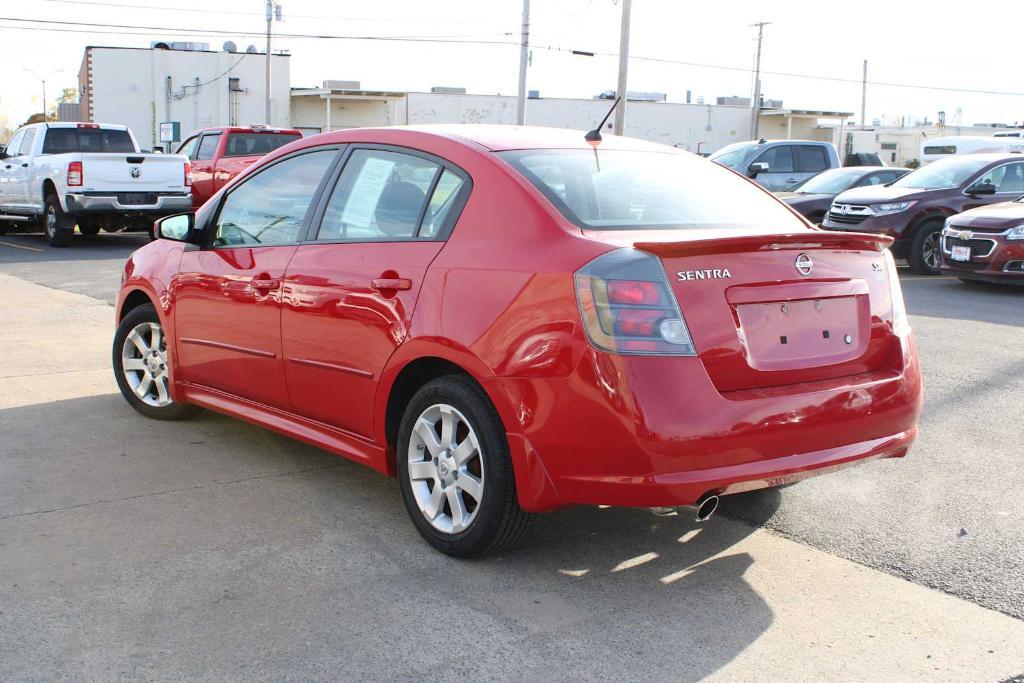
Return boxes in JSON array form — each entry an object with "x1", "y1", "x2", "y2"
[
  {"x1": 65, "y1": 193, "x2": 192, "y2": 215},
  {"x1": 488, "y1": 336, "x2": 923, "y2": 513}
]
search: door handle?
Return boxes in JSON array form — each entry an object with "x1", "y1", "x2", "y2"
[
  {"x1": 371, "y1": 277, "x2": 412, "y2": 292},
  {"x1": 250, "y1": 276, "x2": 281, "y2": 294},
  {"x1": 3, "y1": 165, "x2": 10, "y2": 170},
  {"x1": 20, "y1": 163, "x2": 28, "y2": 168}
]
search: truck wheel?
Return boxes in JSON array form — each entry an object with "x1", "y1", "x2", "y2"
[
  {"x1": 908, "y1": 220, "x2": 943, "y2": 275},
  {"x1": 44, "y1": 194, "x2": 73, "y2": 247},
  {"x1": 0, "y1": 224, "x2": 8, "y2": 236},
  {"x1": 79, "y1": 223, "x2": 101, "y2": 237}
]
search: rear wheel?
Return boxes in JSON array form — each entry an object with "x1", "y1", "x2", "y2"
[
  {"x1": 112, "y1": 303, "x2": 197, "y2": 421},
  {"x1": 397, "y1": 375, "x2": 530, "y2": 557},
  {"x1": 908, "y1": 220, "x2": 943, "y2": 275},
  {"x1": 79, "y1": 223, "x2": 101, "y2": 236},
  {"x1": 44, "y1": 194, "x2": 73, "y2": 247}
]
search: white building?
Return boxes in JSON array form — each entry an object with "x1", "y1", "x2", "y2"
[
  {"x1": 290, "y1": 83, "x2": 852, "y2": 155},
  {"x1": 78, "y1": 43, "x2": 291, "y2": 151}
]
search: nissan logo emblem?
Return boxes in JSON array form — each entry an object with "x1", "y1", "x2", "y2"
[{"x1": 795, "y1": 253, "x2": 814, "y2": 276}]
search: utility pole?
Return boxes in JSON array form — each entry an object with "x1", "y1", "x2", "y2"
[
  {"x1": 515, "y1": 0, "x2": 530, "y2": 125},
  {"x1": 861, "y1": 59, "x2": 868, "y2": 127},
  {"x1": 749, "y1": 21, "x2": 769, "y2": 140},
  {"x1": 614, "y1": 0, "x2": 632, "y2": 135},
  {"x1": 24, "y1": 68, "x2": 62, "y2": 122},
  {"x1": 265, "y1": 0, "x2": 281, "y2": 125}
]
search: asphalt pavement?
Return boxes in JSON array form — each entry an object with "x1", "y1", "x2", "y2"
[{"x1": 1, "y1": 230, "x2": 1023, "y2": 679}]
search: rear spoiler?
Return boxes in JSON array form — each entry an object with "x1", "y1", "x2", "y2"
[{"x1": 635, "y1": 231, "x2": 893, "y2": 258}]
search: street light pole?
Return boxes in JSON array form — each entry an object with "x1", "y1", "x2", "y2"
[
  {"x1": 515, "y1": 0, "x2": 530, "y2": 125},
  {"x1": 614, "y1": 0, "x2": 632, "y2": 135},
  {"x1": 265, "y1": 0, "x2": 281, "y2": 125},
  {"x1": 24, "y1": 68, "x2": 62, "y2": 122}
]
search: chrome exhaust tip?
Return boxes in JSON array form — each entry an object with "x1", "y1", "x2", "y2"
[{"x1": 692, "y1": 494, "x2": 719, "y2": 522}]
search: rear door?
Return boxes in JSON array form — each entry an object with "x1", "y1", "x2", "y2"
[
  {"x1": 174, "y1": 147, "x2": 339, "y2": 409},
  {"x1": 281, "y1": 146, "x2": 470, "y2": 438},
  {"x1": 189, "y1": 132, "x2": 222, "y2": 206}
]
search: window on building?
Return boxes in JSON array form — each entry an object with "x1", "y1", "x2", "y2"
[{"x1": 213, "y1": 150, "x2": 336, "y2": 247}]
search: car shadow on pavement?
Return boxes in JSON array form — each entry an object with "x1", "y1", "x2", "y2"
[
  {"x1": 900, "y1": 274, "x2": 1024, "y2": 328},
  {"x1": 1, "y1": 393, "x2": 781, "y2": 680}
]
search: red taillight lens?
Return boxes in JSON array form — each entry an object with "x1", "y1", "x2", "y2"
[
  {"x1": 575, "y1": 249, "x2": 695, "y2": 356},
  {"x1": 67, "y1": 161, "x2": 83, "y2": 187},
  {"x1": 184, "y1": 160, "x2": 192, "y2": 187},
  {"x1": 607, "y1": 280, "x2": 662, "y2": 305}
]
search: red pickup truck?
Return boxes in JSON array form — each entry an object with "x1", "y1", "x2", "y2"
[{"x1": 176, "y1": 126, "x2": 303, "y2": 209}]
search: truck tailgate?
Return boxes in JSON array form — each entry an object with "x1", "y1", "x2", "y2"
[{"x1": 77, "y1": 153, "x2": 188, "y2": 193}]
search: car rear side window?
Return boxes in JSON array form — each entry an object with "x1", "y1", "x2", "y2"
[
  {"x1": 223, "y1": 133, "x2": 301, "y2": 157},
  {"x1": 195, "y1": 134, "x2": 221, "y2": 161},
  {"x1": 796, "y1": 146, "x2": 829, "y2": 173},
  {"x1": 315, "y1": 149, "x2": 441, "y2": 241},
  {"x1": 752, "y1": 145, "x2": 794, "y2": 173},
  {"x1": 213, "y1": 150, "x2": 336, "y2": 247},
  {"x1": 42, "y1": 128, "x2": 134, "y2": 154},
  {"x1": 500, "y1": 149, "x2": 807, "y2": 231}
]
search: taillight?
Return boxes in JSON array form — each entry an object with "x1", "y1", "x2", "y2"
[
  {"x1": 184, "y1": 160, "x2": 192, "y2": 187},
  {"x1": 575, "y1": 249, "x2": 695, "y2": 355},
  {"x1": 67, "y1": 161, "x2": 83, "y2": 187},
  {"x1": 884, "y1": 249, "x2": 910, "y2": 337}
]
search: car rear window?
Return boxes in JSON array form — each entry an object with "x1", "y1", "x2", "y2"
[
  {"x1": 42, "y1": 128, "x2": 135, "y2": 154},
  {"x1": 223, "y1": 133, "x2": 302, "y2": 157},
  {"x1": 499, "y1": 149, "x2": 806, "y2": 231}
]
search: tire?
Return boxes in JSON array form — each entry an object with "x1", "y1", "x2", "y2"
[
  {"x1": 397, "y1": 375, "x2": 531, "y2": 558},
  {"x1": 0, "y1": 223, "x2": 8, "y2": 236},
  {"x1": 908, "y1": 219, "x2": 944, "y2": 275},
  {"x1": 79, "y1": 224, "x2": 101, "y2": 236},
  {"x1": 43, "y1": 194, "x2": 73, "y2": 247},
  {"x1": 112, "y1": 303, "x2": 198, "y2": 421}
]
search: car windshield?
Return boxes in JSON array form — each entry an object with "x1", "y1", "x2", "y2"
[
  {"x1": 791, "y1": 168, "x2": 865, "y2": 194},
  {"x1": 893, "y1": 157, "x2": 991, "y2": 190},
  {"x1": 708, "y1": 144, "x2": 755, "y2": 170},
  {"x1": 499, "y1": 149, "x2": 807, "y2": 231}
]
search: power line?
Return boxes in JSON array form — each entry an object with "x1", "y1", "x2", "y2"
[{"x1": 3, "y1": 15, "x2": 1024, "y2": 99}]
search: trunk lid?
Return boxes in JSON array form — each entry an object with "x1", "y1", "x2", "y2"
[
  {"x1": 78, "y1": 153, "x2": 188, "y2": 192},
  {"x1": 632, "y1": 231, "x2": 898, "y2": 392}
]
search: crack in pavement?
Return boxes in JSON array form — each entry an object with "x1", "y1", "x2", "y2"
[{"x1": 0, "y1": 462, "x2": 346, "y2": 522}]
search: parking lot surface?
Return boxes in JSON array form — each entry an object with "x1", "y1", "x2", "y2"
[{"x1": 2, "y1": 232, "x2": 1023, "y2": 679}]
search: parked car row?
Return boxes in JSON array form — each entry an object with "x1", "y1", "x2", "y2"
[{"x1": 0, "y1": 122, "x2": 302, "y2": 246}]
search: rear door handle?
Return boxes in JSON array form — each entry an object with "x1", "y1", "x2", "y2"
[{"x1": 371, "y1": 278, "x2": 412, "y2": 291}]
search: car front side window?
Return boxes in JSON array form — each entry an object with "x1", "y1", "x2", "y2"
[
  {"x1": 213, "y1": 150, "x2": 336, "y2": 247},
  {"x1": 752, "y1": 146, "x2": 794, "y2": 173}
]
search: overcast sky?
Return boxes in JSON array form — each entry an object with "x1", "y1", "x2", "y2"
[{"x1": 2, "y1": 0, "x2": 1022, "y2": 130}]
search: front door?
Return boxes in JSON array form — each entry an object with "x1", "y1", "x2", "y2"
[
  {"x1": 174, "y1": 147, "x2": 338, "y2": 409},
  {"x1": 750, "y1": 145, "x2": 800, "y2": 191},
  {"x1": 282, "y1": 147, "x2": 470, "y2": 438}
]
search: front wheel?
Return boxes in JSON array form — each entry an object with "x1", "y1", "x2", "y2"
[
  {"x1": 44, "y1": 194, "x2": 73, "y2": 247},
  {"x1": 908, "y1": 220, "x2": 943, "y2": 275},
  {"x1": 112, "y1": 303, "x2": 197, "y2": 421},
  {"x1": 397, "y1": 376, "x2": 530, "y2": 557}
]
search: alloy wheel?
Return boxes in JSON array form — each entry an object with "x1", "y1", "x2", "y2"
[
  {"x1": 407, "y1": 403, "x2": 485, "y2": 534},
  {"x1": 120, "y1": 321, "x2": 173, "y2": 407},
  {"x1": 45, "y1": 206, "x2": 56, "y2": 238},
  {"x1": 923, "y1": 231, "x2": 940, "y2": 270}
]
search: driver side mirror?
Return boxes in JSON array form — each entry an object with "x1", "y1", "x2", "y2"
[
  {"x1": 968, "y1": 182, "x2": 997, "y2": 196},
  {"x1": 748, "y1": 161, "x2": 769, "y2": 178},
  {"x1": 154, "y1": 212, "x2": 194, "y2": 242},
  {"x1": 0, "y1": 147, "x2": 7, "y2": 160}
]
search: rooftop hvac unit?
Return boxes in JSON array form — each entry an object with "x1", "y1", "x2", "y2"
[
  {"x1": 431, "y1": 86, "x2": 467, "y2": 94},
  {"x1": 323, "y1": 80, "x2": 361, "y2": 90},
  {"x1": 150, "y1": 40, "x2": 210, "y2": 51}
]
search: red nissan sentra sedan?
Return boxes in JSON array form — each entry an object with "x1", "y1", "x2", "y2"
[{"x1": 112, "y1": 125, "x2": 923, "y2": 557}]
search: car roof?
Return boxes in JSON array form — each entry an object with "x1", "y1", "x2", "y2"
[{"x1": 386, "y1": 124, "x2": 675, "y2": 153}]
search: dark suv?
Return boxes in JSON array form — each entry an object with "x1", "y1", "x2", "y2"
[{"x1": 822, "y1": 154, "x2": 1024, "y2": 274}]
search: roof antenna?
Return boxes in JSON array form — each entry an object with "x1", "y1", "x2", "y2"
[{"x1": 585, "y1": 96, "x2": 621, "y2": 171}]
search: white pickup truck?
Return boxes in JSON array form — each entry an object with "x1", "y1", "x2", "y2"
[{"x1": 0, "y1": 122, "x2": 191, "y2": 246}]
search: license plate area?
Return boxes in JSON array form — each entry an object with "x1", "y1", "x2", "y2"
[
  {"x1": 117, "y1": 192, "x2": 157, "y2": 206},
  {"x1": 734, "y1": 296, "x2": 868, "y2": 371},
  {"x1": 951, "y1": 245, "x2": 971, "y2": 262}
]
